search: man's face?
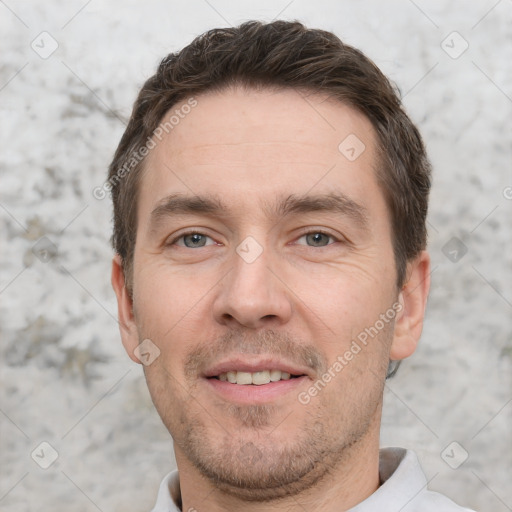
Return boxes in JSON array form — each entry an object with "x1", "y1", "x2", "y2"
[{"x1": 121, "y1": 87, "x2": 406, "y2": 499}]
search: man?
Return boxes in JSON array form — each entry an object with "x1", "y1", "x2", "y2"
[{"x1": 109, "y1": 20, "x2": 475, "y2": 511}]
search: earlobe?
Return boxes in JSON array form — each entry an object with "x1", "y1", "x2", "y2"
[
  {"x1": 390, "y1": 251, "x2": 431, "y2": 361},
  {"x1": 111, "y1": 254, "x2": 141, "y2": 364}
]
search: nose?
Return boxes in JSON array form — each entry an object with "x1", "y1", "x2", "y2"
[{"x1": 212, "y1": 240, "x2": 293, "y2": 330}]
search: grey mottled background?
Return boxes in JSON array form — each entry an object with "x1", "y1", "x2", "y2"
[{"x1": 1, "y1": 1, "x2": 511, "y2": 511}]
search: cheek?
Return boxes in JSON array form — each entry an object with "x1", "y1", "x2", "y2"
[
  {"x1": 293, "y1": 264, "x2": 394, "y2": 326},
  {"x1": 142, "y1": 360, "x2": 194, "y2": 444},
  {"x1": 135, "y1": 260, "x2": 200, "y2": 326},
  {"x1": 305, "y1": 319, "x2": 393, "y2": 413},
  {"x1": 133, "y1": 262, "x2": 216, "y2": 376},
  {"x1": 296, "y1": 271, "x2": 397, "y2": 375}
]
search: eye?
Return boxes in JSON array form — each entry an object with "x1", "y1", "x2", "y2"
[
  {"x1": 295, "y1": 230, "x2": 339, "y2": 247},
  {"x1": 168, "y1": 231, "x2": 216, "y2": 248},
  {"x1": 167, "y1": 229, "x2": 341, "y2": 249}
]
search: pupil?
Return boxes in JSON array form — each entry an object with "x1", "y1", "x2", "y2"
[
  {"x1": 187, "y1": 234, "x2": 204, "y2": 247},
  {"x1": 309, "y1": 233, "x2": 326, "y2": 246}
]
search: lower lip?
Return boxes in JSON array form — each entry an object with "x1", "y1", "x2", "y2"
[{"x1": 205, "y1": 376, "x2": 309, "y2": 404}]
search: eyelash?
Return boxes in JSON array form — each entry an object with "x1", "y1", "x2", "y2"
[{"x1": 166, "y1": 229, "x2": 341, "y2": 248}]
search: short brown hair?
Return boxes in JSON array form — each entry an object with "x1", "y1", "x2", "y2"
[{"x1": 108, "y1": 20, "x2": 431, "y2": 295}]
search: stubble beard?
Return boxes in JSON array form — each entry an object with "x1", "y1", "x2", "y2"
[
  {"x1": 144, "y1": 327, "x2": 389, "y2": 502},
  {"x1": 173, "y1": 382, "x2": 383, "y2": 502}
]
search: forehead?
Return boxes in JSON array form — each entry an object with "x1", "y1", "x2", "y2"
[
  {"x1": 151, "y1": 86, "x2": 374, "y2": 165},
  {"x1": 138, "y1": 86, "x2": 384, "y2": 228}
]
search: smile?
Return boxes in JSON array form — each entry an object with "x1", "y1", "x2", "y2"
[{"x1": 213, "y1": 369, "x2": 302, "y2": 385}]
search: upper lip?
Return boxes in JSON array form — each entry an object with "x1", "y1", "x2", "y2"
[{"x1": 203, "y1": 357, "x2": 312, "y2": 379}]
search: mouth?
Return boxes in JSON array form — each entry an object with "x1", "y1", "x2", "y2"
[
  {"x1": 203, "y1": 358, "x2": 311, "y2": 403},
  {"x1": 209, "y1": 369, "x2": 304, "y2": 385}
]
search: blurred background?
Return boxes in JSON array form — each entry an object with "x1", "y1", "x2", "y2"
[{"x1": 1, "y1": 1, "x2": 511, "y2": 510}]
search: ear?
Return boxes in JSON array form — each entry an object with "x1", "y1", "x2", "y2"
[
  {"x1": 390, "y1": 250, "x2": 431, "y2": 360},
  {"x1": 111, "y1": 254, "x2": 141, "y2": 364}
]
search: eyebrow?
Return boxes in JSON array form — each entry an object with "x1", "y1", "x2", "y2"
[{"x1": 148, "y1": 191, "x2": 369, "y2": 234}]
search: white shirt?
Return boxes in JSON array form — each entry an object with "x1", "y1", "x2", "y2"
[{"x1": 150, "y1": 447, "x2": 476, "y2": 511}]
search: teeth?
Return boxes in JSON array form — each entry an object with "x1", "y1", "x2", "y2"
[
  {"x1": 252, "y1": 371, "x2": 270, "y2": 385},
  {"x1": 269, "y1": 369, "x2": 282, "y2": 382},
  {"x1": 236, "y1": 371, "x2": 253, "y2": 385},
  {"x1": 216, "y1": 370, "x2": 296, "y2": 385}
]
